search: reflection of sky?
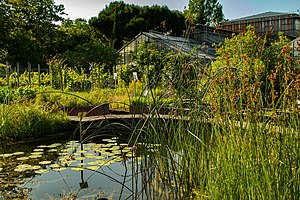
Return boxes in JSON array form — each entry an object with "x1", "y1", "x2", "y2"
[
  {"x1": 23, "y1": 142, "x2": 140, "y2": 199},
  {"x1": 27, "y1": 161, "x2": 138, "y2": 199}
]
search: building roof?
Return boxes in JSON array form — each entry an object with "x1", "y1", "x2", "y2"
[
  {"x1": 118, "y1": 31, "x2": 215, "y2": 59},
  {"x1": 226, "y1": 11, "x2": 300, "y2": 23}
]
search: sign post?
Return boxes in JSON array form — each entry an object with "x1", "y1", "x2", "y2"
[
  {"x1": 292, "y1": 37, "x2": 300, "y2": 67},
  {"x1": 113, "y1": 72, "x2": 118, "y2": 88},
  {"x1": 133, "y1": 72, "x2": 138, "y2": 97}
]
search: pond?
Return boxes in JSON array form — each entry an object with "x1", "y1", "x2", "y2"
[{"x1": 0, "y1": 136, "x2": 160, "y2": 199}]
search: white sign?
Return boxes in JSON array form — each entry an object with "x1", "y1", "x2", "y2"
[
  {"x1": 113, "y1": 73, "x2": 118, "y2": 80},
  {"x1": 292, "y1": 37, "x2": 300, "y2": 56},
  {"x1": 133, "y1": 72, "x2": 138, "y2": 81},
  {"x1": 292, "y1": 37, "x2": 300, "y2": 67}
]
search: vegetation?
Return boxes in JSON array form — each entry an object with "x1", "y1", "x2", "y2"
[
  {"x1": 125, "y1": 28, "x2": 300, "y2": 199},
  {"x1": 186, "y1": 0, "x2": 224, "y2": 25},
  {"x1": 90, "y1": 1, "x2": 185, "y2": 49},
  {"x1": 0, "y1": 0, "x2": 187, "y2": 72},
  {"x1": 1, "y1": 0, "x2": 299, "y2": 198}
]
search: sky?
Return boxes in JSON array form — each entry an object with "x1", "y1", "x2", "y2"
[{"x1": 54, "y1": 0, "x2": 300, "y2": 21}]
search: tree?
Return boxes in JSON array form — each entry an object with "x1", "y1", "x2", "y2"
[
  {"x1": 0, "y1": 0, "x2": 65, "y2": 67},
  {"x1": 90, "y1": 2, "x2": 185, "y2": 49},
  {"x1": 187, "y1": 0, "x2": 224, "y2": 25},
  {"x1": 63, "y1": 41, "x2": 118, "y2": 72}
]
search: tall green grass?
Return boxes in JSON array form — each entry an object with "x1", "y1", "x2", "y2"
[
  {"x1": 127, "y1": 32, "x2": 300, "y2": 199},
  {"x1": 0, "y1": 102, "x2": 71, "y2": 141}
]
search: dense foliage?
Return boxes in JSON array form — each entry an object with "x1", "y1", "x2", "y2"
[
  {"x1": 211, "y1": 27, "x2": 300, "y2": 116},
  {"x1": 0, "y1": 0, "x2": 188, "y2": 73},
  {"x1": 90, "y1": 1, "x2": 186, "y2": 49},
  {"x1": 0, "y1": 0, "x2": 65, "y2": 66},
  {"x1": 186, "y1": 0, "x2": 224, "y2": 25}
]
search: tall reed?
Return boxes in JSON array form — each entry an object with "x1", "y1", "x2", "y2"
[{"x1": 128, "y1": 29, "x2": 300, "y2": 199}]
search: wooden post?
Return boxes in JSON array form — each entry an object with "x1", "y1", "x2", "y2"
[
  {"x1": 28, "y1": 62, "x2": 31, "y2": 86},
  {"x1": 38, "y1": 64, "x2": 41, "y2": 86},
  {"x1": 6, "y1": 61, "x2": 10, "y2": 88},
  {"x1": 16, "y1": 62, "x2": 20, "y2": 87},
  {"x1": 90, "y1": 64, "x2": 94, "y2": 90}
]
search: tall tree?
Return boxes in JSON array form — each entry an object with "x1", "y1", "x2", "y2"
[
  {"x1": 187, "y1": 0, "x2": 224, "y2": 25},
  {"x1": 90, "y1": 1, "x2": 185, "y2": 50},
  {"x1": 0, "y1": 0, "x2": 65, "y2": 67}
]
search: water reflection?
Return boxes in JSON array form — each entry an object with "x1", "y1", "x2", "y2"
[{"x1": 0, "y1": 138, "x2": 143, "y2": 199}]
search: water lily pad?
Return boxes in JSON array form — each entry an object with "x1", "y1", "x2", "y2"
[
  {"x1": 33, "y1": 149, "x2": 44, "y2": 152},
  {"x1": 15, "y1": 164, "x2": 32, "y2": 172},
  {"x1": 13, "y1": 152, "x2": 25, "y2": 156},
  {"x1": 50, "y1": 164, "x2": 60, "y2": 168},
  {"x1": 87, "y1": 161, "x2": 98, "y2": 165},
  {"x1": 84, "y1": 153, "x2": 95, "y2": 158},
  {"x1": 29, "y1": 155, "x2": 42, "y2": 159},
  {"x1": 37, "y1": 145, "x2": 48, "y2": 148},
  {"x1": 47, "y1": 143, "x2": 61, "y2": 148},
  {"x1": 3, "y1": 153, "x2": 13, "y2": 158},
  {"x1": 120, "y1": 143, "x2": 128, "y2": 147},
  {"x1": 31, "y1": 152, "x2": 43, "y2": 155},
  {"x1": 31, "y1": 165, "x2": 42, "y2": 170},
  {"x1": 87, "y1": 143, "x2": 97, "y2": 147},
  {"x1": 77, "y1": 163, "x2": 87, "y2": 166},
  {"x1": 75, "y1": 157, "x2": 85, "y2": 161},
  {"x1": 111, "y1": 150, "x2": 122, "y2": 155},
  {"x1": 87, "y1": 166, "x2": 99, "y2": 171},
  {"x1": 77, "y1": 150, "x2": 87, "y2": 153},
  {"x1": 125, "y1": 152, "x2": 135, "y2": 158},
  {"x1": 35, "y1": 169, "x2": 49, "y2": 174},
  {"x1": 48, "y1": 149, "x2": 58, "y2": 152},
  {"x1": 107, "y1": 139, "x2": 117, "y2": 143},
  {"x1": 111, "y1": 146, "x2": 120, "y2": 150},
  {"x1": 114, "y1": 157, "x2": 122, "y2": 162},
  {"x1": 39, "y1": 161, "x2": 52, "y2": 165},
  {"x1": 71, "y1": 167, "x2": 84, "y2": 171},
  {"x1": 93, "y1": 155, "x2": 105, "y2": 160},
  {"x1": 17, "y1": 157, "x2": 30, "y2": 161},
  {"x1": 101, "y1": 162, "x2": 111, "y2": 166},
  {"x1": 59, "y1": 152, "x2": 69, "y2": 156},
  {"x1": 96, "y1": 160, "x2": 106, "y2": 165},
  {"x1": 52, "y1": 167, "x2": 67, "y2": 171}
]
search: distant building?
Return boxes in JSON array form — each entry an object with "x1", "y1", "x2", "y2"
[
  {"x1": 117, "y1": 31, "x2": 215, "y2": 65},
  {"x1": 191, "y1": 24, "x2": 234, "y2": 46},
  {"x1": 220, "y1": 11, "x2": 300, "y2": 39}
]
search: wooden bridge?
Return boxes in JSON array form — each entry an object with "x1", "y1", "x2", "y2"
[
  {"x1": 66, "y1": 103, "x2": 189, "y2": 124},
  {"x1": 68, "y1": 113, "x2": 187, "y2": 123}
]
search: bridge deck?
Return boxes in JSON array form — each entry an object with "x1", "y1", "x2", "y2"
[{"x1": 68, "y1": 113, "x2": 188, "y2": 122}]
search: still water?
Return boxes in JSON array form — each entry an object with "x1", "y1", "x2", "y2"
[{"x1": 0, "y1": 137, "x2": 151, "y2": 199}]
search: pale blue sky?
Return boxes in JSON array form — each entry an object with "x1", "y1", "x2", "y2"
[{"x1": 54, "y1": 0, "x2": 300, "y2": 21}]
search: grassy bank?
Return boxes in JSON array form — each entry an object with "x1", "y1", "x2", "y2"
[{"x1": 0, "y1": 102, "x2": 71, "y2": 141}]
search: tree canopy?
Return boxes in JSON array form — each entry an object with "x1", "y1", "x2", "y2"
[
  {"x1": 0, "y1": 0, "x2": 65, "y2": 66},
  {"x1": 187, "y1": 0, "x2": 224, "y2": 25},
  {"x1": 90, "y1": 1, "x2": 186, "y2": 49},
  {"x1": 0, "y1": 0, "x2": 186, "y2": 72}
]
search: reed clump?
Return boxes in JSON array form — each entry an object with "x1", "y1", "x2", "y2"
[{"x1": 130, "y1": 27, "x2": 300, "y2": 199}]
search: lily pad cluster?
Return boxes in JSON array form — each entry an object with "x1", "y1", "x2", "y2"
[{"x1": 0, "y1": 138, "x2": 140, "y2": 177}]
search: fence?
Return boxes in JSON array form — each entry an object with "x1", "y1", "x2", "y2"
[{"x1": 0, "y1": 62, "x2": 50, "y2": 88}]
